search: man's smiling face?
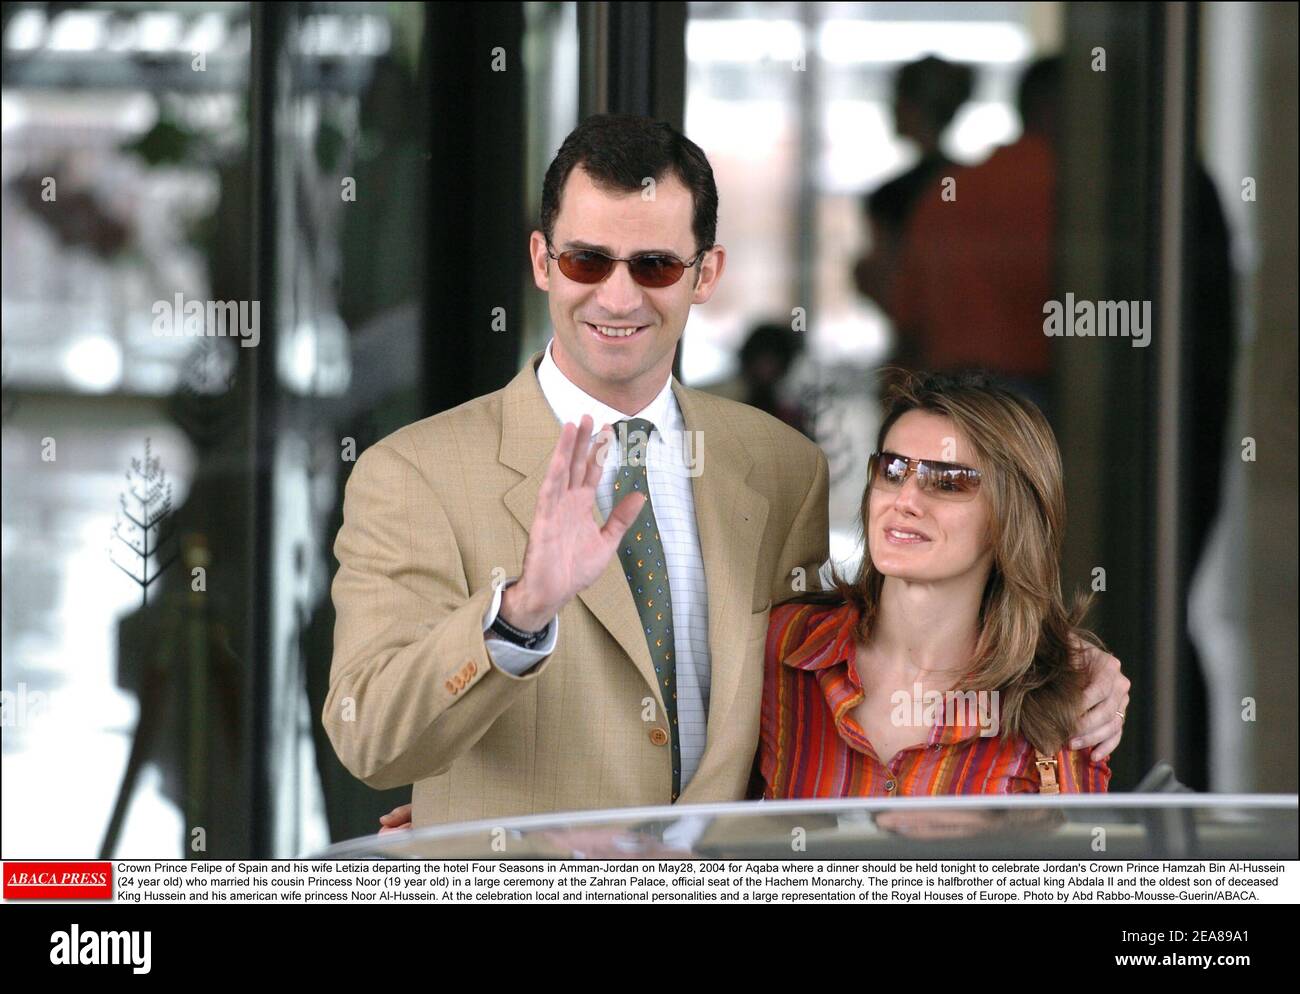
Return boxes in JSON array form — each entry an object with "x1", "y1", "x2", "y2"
[{"x1": 529, "y1": 164, "x2": 725, "y2": 415}]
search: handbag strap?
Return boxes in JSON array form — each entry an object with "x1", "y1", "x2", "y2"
[{"x1": 1034, "y1": 750, "x2": 1060, "y2": 794}]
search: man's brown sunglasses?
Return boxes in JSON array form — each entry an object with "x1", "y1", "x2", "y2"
[{"x1": 546, "y1": 242, "x2": 708, "y2": 288}]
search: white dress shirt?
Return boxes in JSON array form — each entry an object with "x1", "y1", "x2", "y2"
[{"x1": 483, "y1": 338, "x2": 713, "y2": 790}]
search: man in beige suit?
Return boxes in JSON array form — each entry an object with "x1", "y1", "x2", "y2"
[
  {"x1": 326, "y1": 115, "x2": 1130, "y2": 836},
  {"x1": 324, "y1": 114, "x2": 831, "y2": 830}
]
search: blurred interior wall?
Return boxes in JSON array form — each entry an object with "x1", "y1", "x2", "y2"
[
  {"x1": 1059, "y1": 2, "x2": 1297, "y2": 792},
  {"x1": 1189, "y1": 1, "x2": 1297, "y2": 793},
  {"x1": 1241, "y1": 1, "x2": 1298, "y2": 793},
  {"x1": 1192, "y1": 1, "x2": 1298, "y2": 793},
  {"x1": 1057, "y1": 3, "x2": 1160, "y2": 790}
]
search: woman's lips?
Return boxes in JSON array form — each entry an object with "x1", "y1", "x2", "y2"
[{"x1": 883, "y1": 526, "x2": 930, "y2": 545}]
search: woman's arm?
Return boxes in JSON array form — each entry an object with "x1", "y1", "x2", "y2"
[{"x1": 1056, "y1": 747, "x2": 1112, "y2": 792}]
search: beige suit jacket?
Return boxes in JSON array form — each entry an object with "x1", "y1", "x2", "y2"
[{"x1": 324, "y1": 349, "x2": 828, "y2": 827}]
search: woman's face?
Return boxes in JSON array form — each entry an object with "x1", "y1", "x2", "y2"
[{"x1": 866, "y1": 410, "x2": 994, "y2": 586}]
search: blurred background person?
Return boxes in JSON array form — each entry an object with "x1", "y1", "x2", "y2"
[
  {"x1": 853, "y1": 55, "x2": 974, "y2": 323},
  {"x1": 888, "y1": 55, "x2": 1062, "y2": 423},
  {"x1": 698, "y1": 321, "x2": 811, "y2": 436}
]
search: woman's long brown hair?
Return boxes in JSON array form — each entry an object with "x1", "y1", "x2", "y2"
[{"x1": 789, "y1": 369, "x2": 1104, "y2": 755}]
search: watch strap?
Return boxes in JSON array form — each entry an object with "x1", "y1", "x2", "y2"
[{"x1": 490, "y1": 612, "x2": 550, "y2": 650}]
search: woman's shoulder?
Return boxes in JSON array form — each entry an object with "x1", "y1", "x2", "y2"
[
  {"x1": 771, "y1": 589, "x2": 849, "y2": 618},
  {"x1": 765, "y1": 594, "x2": 857, "y2": 675},
  {"x1": 769, "y1": 593, "x2": 851, "y2": 644},
  {"x1": 1056, "y1": 745, "x2": 1112, "y2": 793},
  {"x1": 768, "y1": 597, "x2": 821, "y2": 629},
  {"x1": 765, "y1": 600, "x2": 815, "y2": 669}
]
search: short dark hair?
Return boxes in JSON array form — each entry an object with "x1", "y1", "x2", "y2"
[
  {"x1": 740, "y1": 321, "x2": 804, "y2": 372},
  {"x1": 540, "y1": 114, "x2": 718, "y2": 257},
  {"x1": 895, "y1": 55, "x2": 974, "y2": 132}
]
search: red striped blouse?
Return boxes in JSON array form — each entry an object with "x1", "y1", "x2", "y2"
[{"x1": 758, "y1": 600, "x2": 1111, "y2": 797}]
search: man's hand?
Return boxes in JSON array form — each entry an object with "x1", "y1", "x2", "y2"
[
  {"x1": 1070, "y1": 640, "x2": 1131, "y2": 762},
  {"x1": 498, "y1": 415, "x2": 646, "y2": 630},
  {"x1": 378, "y1": 803, "x2": 412, "y2": 835}
]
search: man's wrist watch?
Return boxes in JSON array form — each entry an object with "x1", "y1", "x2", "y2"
[{"x1": 490, "y1": 612, "x2": 551, "y2": 650}]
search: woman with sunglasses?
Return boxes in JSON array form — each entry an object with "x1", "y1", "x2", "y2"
[{"x1": 756, "y1": 369, "x2": 1111, "y2": 801}]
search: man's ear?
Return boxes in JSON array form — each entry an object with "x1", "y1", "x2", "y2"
[
  {"x1": 529, "y1": 230, "x2": 551, "y2": 292},
  {"x1": 692, "y1": 244, "x2": 726, "y2": 304}
]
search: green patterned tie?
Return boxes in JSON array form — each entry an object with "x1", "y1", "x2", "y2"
[{"x1": 614, "y1": 417, "x2": 680, "y2": 802}]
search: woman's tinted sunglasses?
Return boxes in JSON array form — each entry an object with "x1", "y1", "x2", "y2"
[{"x1": 868, "y1": 450, "x2": 982, "y2": 500}]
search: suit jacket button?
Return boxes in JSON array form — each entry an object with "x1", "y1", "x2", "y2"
[{"x1": 649, "y1": 728, "x2": 669, "y2": 746}]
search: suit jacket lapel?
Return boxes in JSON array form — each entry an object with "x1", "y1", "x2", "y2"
[
  {"x1": 671, "y1": 380, "x2": 769, "y2": 747},
  {"x1": 497, "y1": 351, "x2": 771, "y2": 739}
]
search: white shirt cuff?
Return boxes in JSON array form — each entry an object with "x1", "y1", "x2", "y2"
[{"x1": 482, "y1": 576, "x2": 559, "y2": 676}]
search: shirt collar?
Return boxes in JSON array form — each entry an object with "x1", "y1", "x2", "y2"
[
  {"x1": 783, "y1": 599, "x2": 985, "y2": 746},
  {"x1": 536, "y1": 336, "x2": 680, "y2": 436}
]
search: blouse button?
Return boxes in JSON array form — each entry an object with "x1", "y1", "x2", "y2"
[{"x1": 885, "y1": 779, "x2": 897, "y2": 792}]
